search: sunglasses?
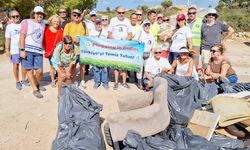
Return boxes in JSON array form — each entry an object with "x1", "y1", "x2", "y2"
[
  {"x1": 12, "y1": 15, "x2": 20, "y2": 18},
  {"x1": 208, "y1": 13, "x2": 216, "y2": 17},
  {"x1": 163, "y1": 19, "x2": 169, "y2": 22},
  {"x1": 188, "y1": 12, "x2": 196, "y2": 15},
  {"x1": 154, "y1": 52, "x2": 162, "y2": 54},
  {"x1": 118, "y1": 12, "x2": 125, "y2": 14},
  {"x1": 73, "y1": 14, "x2": 80, "y2": 17},
  {"x1": 210, "y1": 49, "x2": 219, "y2": 53},
  {"x1": 102, "y1": 19, "x2": 108, "y2": 21},
  {"x1": 64, "y1": 42, "x2": 72, "y2": 45},
  {"x1": 59, "y1": 11, "x2": 66, "y2": 14},
  {"x1": 136, "y1": 14, "x2": 142, "y2": 16}
]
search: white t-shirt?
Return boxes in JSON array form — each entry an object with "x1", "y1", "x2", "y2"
[
  {"x1": 170, "y1": 26, "x2": 192, "y2": 52},
  {"x1": 89, "y1": 28, "x2": 108, "y2": 39},
  {"x1": 131, "y1": 24, "x2": 141, "y2": 40},
  {"x1": 108, "y1": 17, "x2": 132, "y2": 40},
  {"x1": 145, "y1": 57, "x2": 171, "y2": 77},
  {"x1": 135, "y1": 29, "x2": 154, "y2": 53},
  {"x1": 5, "y1": 23, "x2": 21, "y2": 55},
  {"x1": 84, "y1": 19, "x2": 95, "y2": 34}
]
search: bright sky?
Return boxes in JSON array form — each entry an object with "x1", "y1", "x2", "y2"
[{"x1": 96, "y1": 0, "x2": 219, "y2": 11}]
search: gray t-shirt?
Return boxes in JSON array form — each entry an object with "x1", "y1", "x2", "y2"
[{"x1": 201, "y1": 20, "x2": 229, "y2": 50}]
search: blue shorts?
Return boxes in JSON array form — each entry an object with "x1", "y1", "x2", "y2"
[
  {"x1": 227, "y1": 74, "x2": 238, "y2": 84},
  {"x1": 11, "y1": 54, "x2": 21, "y2": 64},
  {"x1": 75, "y1": 55, "x2": 80, "y2": 64},
  {"x1": 22, "y1": 51, "x2": 43, "y2": 69}
]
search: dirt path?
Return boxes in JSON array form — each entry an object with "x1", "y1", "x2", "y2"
[{"x1": 0, "y1": 40, "x2": 249, "y2": 150}]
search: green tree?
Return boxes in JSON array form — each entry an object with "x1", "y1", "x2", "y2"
[
  {"x1": 161, "y1": 0, "x2": 173, "y2": 9},
  {"x1": 139, "y1": 5, "x2": 149, "y2": 13}
]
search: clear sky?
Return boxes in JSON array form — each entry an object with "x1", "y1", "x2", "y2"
[{"x1": 96, "y1": 0, "x2": 219, "y2": 11}]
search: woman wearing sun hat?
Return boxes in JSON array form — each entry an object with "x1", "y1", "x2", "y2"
[
  {"x1": 171, "y1": 46, "x2": 198, "y2": 80},
  {"x1": 169, "y1": 13, "x2": 192, "y2": 64}
]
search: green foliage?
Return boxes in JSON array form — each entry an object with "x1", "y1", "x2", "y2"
[
  {"x1": 80, "y1": 58, "x2": 141, "y2": 72},
  {"x1": 161, "y1": 0, "x2": 173, "y2": 9},
  {"x1": 0, "y1": 31, "x2": 4, "y2": 46},
  {"x1": 218, "y1": 8, "x2": 250, "y2": 32}
]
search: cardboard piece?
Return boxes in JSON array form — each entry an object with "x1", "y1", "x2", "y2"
[
  {"x1": 215, "y1": 128, "x2": 237, "y2": 139},
  {"x1": 187, "y1": 110, "x2": 220, "y2": 140}
]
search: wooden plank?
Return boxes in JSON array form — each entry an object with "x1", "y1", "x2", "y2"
[{"x1": 187, "y1": 110, "x2": 220, "y2": 140}]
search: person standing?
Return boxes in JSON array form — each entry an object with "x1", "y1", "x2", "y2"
[
  {"x1": 101, "y1": 15, "x2": 109, "y2": 30},
  {"x1": 5, "y1": 10, "x2": 29, "y2": 90},
  {"x1": 19, "y1": 6, "x2": 46, "y2": 98},
  {"x1": 201, "y1": 8, "x2": 234, "y2": 68},
  {"x1": 89, "y1": 18, "x2": 109, "y2": 89},
  {"x1": 43, "y1": 15, "x2": 63, "y2": 87},
  {"x1": 135, "y1": 10, "x2": 143, "y2": 25},
  {"x1": 108, "y1": 6, "x2": 132, "y2": 90},
  {"x1": 58, "y1": 8, "x2": 68, "y2": 29},
  {"x1": 169, "y1": 13, "x2": 192, "y2": 64},
  {"x1": 63, "y1": 9, "x2": 88, "y2": 88},
  {"x1": 130, "y1": 13, "x2": 141, "y2": 40},
  {"x1": 186, "y1": 6, "x2": 203, "y2": 67},
  {"x1": 147, "y1": 10, "x2": 159, "y2": 44},
  {"x1": 134, "y1": 20, "x2": 154, "y2": 89}
]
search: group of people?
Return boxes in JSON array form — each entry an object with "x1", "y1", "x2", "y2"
[{"x1": 4, "y1": 5, "x2": 237, "y2": 99}]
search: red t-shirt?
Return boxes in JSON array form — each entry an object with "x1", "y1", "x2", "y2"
[{"x1": 43, "y1": 26, "x2": 63, "y2": 58}]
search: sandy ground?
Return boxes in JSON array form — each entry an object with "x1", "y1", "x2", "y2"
[{"x1": 0, "y1": 40, "x2": 249, "y2": 150}]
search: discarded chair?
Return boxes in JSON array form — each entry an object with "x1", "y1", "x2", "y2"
[{"x1": 104, "y1": 76, "x2": 171, "y2": 149}]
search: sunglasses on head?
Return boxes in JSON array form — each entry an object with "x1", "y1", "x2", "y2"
[
  {"x1": 154, "y1": 51, "x2": 162, "y2": 54},
  {"x1": 59, "y1": 11, "x2": 66, "y2": 14},
  {"x1": 12, "y1": 15, "x2": 20, "y2": 18},
  {"x1": 163, "y1": 19, "x2": 169, "y2": 22},
  {"x1": 208, "y1": 13, "x2": 216, "y2": 17},
  {"x1": 136, "y1": 14, "x2": 142, "y2": 16},
  {"x1": 210, "y1": 49, "x2": 219, "y2": 53},
  {"x1": 64, "y1": 42, "x2": 72, "y2": 45},
  {"x1": 188, "y1": 12, "x2": 196, "y2": 15},
  {"x1": 118, "y1": 12, "x2": 125, "y2": 14},
  {"x1": 73, "y1": 14, "x2": 80, "y2": 17}
]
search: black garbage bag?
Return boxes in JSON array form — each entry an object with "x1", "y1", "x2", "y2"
[
  {"x1": 157, "y1": 74, "x2": 202, "y2": 125},
  {"x1": 52, "y1": 84, "x2": 105, "y2": 150},
  {"x1": 219, "y1": 82, "x2": 250, "y2": 93},
  {"x1": 122, "y1": 130, "x2": 177, "y2": 150},
  {"x1": 210, "y1": 135, "x2": 244, "y2": 149},
  {"x1": 197, "y1": 81, "x2": 219, "y2": 102}
]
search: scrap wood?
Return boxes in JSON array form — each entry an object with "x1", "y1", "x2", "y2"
[
  {"x1": 187, "y1": 110, "x2": 220, "y2": 140},
  {"x1": 212, "y1": 96, "x2": 250, "y2": 127},
  {"x1": 215, "y1": 128, "x2": 237, "y2": 139}
]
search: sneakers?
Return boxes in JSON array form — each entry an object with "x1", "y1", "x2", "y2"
[
  {"x1": 113, "y1": 83, "x2": 119, "y2": 90},
  {"x1": 103, "y1": 84, "x2": 109, "y2": 89},
  {"x1": 121, "y1": 82, "x2": 130, "y2": 89},
  {"x1": 21, "y1": 79, "x2": 30, "y2": 87},
  {"x1": 33, "y1": 90, "x2": 43, "y2": 99},
  {"x1": 93, "y1": 83, "x2": 100, "y2": 89},
  {"x1": 38, "y1": 85, "x2": 46, "y2": 92},
  {"x1": 16, "y1": 82, "x2": 22, "y2": 90},
  {"x1": 80, "y1": 80, "x2": 87, "y2": 89}
]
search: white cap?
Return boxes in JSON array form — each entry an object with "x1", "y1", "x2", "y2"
[
  {"x1": 179, "y1": 48, "x2": 189, "y2": 53},
  {"x1": 34, "y1": 6, "x2": 44, "y2": 13},
  {"x1": 208, "y1": 8, "x2": 217, "y2": 14},
  {"x1": 188, "y1": 5, "x2": 197, "y2": 10},
  {"x1": 142, "y1": 20, "x2": 150, "y2": 26},
  {"x1": 89, "y1": 10, "x2": 96, "y2": 16}
]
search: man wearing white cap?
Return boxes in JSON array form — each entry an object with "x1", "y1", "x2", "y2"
[
  {"x1": 19, "y1": 6, "x2": 46, "y2": 99},
  {"x1": 186, "y1": 5, "x2": 202, "y2": 68},
  {"x1": 201, "y1": 8, "x2": 234, "y2": 68}
]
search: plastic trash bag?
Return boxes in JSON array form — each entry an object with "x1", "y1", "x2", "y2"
[
  {"x1": 210, "y1": 135, "x2": 244, "y2": 149},
  {"x1": 52, "y1": 84, "x2": 105, "y2": 150},
  {"x1": 219, "y1": 81, "x2": 250, "y2": 93}
]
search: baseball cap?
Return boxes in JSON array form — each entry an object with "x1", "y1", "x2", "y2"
[
  {"x1": 90, "y1": 10, "x2": 96, "y2": 16},
  {"x1": 142, "y1": 20, "x2": 151, "y2": 26},
  {"x1": 176, "y1": 13, "x2": 186, "y2": 21},
  {"x1": 179, "y1": 47, "x2": 189, "y2": 53},
  {"x1": 71, "y1": 9, "x2": 81, "y2": 14},
  {"x1": 95, "y1": 18, "x2": 102, "y2": 24},
  {"x1": 34, "y1": 6, "x2": 44, "y2": 13},
  {"x1": 188, "y1": 5, "x2": 197, "y2": 10}
]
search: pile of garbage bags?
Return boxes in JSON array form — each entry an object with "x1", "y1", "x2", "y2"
[{"x1": 52, "y1": 84, "x2": 105, "y2": 150}]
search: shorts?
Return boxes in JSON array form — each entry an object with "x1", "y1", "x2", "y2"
[
  {"x1": 11, "y1": 54, "x2": 21, "y2": 64},
  {"x1": 22, "y1": 51, "x2": 43, "y2": 69},
  {"x1": 201, "y1": 49, "x2": 211, "y2": 68},
  {"x1": 75, "y1": 55, "x2": 80, "y2": 64}
]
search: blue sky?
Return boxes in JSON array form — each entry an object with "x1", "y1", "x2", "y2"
[{"x1": 96, "y1": 0, "x2": 219, "y2": 11}]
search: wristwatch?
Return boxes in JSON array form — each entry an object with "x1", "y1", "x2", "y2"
[{"x1": 20, "y1": 48, "x2": 25, "y2": 51}]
